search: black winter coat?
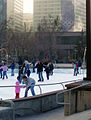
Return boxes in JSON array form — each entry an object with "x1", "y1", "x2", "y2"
[
  {"x1": 49, "y1": 64, "x2": 54, "y2": 71},
  {"x1": 35, "y1": 63, "x2": 43, "y2": 72}
]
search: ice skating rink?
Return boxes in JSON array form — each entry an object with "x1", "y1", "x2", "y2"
[{"x1": 0, "y1": 69, "x2": 85, "y2": 100}]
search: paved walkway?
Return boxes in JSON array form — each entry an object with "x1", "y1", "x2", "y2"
[{"x1": 16, "y1": 107, "x2": 91, "y2": 120}]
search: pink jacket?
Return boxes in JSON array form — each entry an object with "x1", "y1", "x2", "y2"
[
  {"x1": 15, "y1": 81, "x2": 23, "y2": 93},
  {"x1": 0, "y1": 65, "x2": 8, "y2": 71}
]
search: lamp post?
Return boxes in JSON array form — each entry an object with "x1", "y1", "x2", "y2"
[{"x1": 84, "y1": 0, "x2": 91, "y2": 80}]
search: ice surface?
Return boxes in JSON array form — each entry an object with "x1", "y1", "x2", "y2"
[{"x1": 0, "y1": 69, "x2": 86, "y2": 100}]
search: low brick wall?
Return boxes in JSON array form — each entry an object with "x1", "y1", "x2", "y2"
[{"x1": 12, "y1": 90, "x2": 64, "y2": 117}]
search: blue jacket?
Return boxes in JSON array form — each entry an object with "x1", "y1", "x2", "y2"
[{"x1": 10, "y1": 63, "x2": 15, "y2": 69}]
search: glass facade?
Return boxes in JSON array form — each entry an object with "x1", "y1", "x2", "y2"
[
  {"x1": 33, "y1": 0, "x2": 61, "y2": 31},
  {"x1": 61, "y1": 0, "x2": 74, "y2": 31},
  {"x1": 61, "y1": 0, "x2": 86, "y2": 31},
  {"x1": 73, "y1": 0, "x2": 86, "y2": 31},
  {"x1": 33, "y1": 0, "x2": 86, "y2": 32},
  {"x1": 0, "y1": 0, "x2": 7, "y2": 25},
  {"x1": 14, "y1": 0, "x2": 23, "y2": 31},
  {"x1": 0, "y1": 0, "x2": 23, "y2": 31}
]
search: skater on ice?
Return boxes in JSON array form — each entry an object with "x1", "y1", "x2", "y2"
[
  {"x1": 35, "y1": 60, "x2": 44, "y2": 82},
  {"x1": 10, "y1": 60, "x2": 15, "y2": 76},
  {"x1": 0, "y1": 63, "x2": 8, "y2": 79}
]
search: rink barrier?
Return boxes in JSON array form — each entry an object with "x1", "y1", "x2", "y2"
[
  {"x1": 0, "y1": 79, "x2": 82, "y2": 117},
  {"x1": 0, "y1": 79, "x2": 82, "y2": 95}
]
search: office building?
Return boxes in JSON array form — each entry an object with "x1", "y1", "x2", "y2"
[
  {"x1": 0, "y1": 0, "x2": 23, "y2": 32},
  {"x1": 33, "y1": 0, "x2": 86, "y2": 32},
  {"x1": 33, "y1": 0, "x2": 61, "y2": 31},
  {"x1": 23, "y1": 13, "x2": 33, "y2": 32}
]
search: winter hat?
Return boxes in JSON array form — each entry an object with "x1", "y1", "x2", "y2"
[{"x1": 16, "y1": 81, "x2": 19, "y2": 85}]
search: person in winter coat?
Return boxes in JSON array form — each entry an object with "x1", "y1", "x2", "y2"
[
  {"x1": 27, "y1": 68, "x2": 31, "y2": 77},
  {"x1": 18, "y1": 63, "x2": 26, "y2": 83},
  {"x1": 35, "y1": 61, "x2": 44, "y2": 82},
  {"x1": 73, "y1": 62, "x2": 77, "y2": 76},
  {"x1": 23, "y1": 76, "x2": 36, "y2": 97},
  {"x1": 49, "y1": 62, "x2": 54, "y2": 75},
  {"x1": 0, "y1": 63, "x2": 8, "y2": 79},
  {"x1": 32, "y1": 61, "x2": 36, "y2": 73},
  {"x1": 78, "y1": 60, "x2": 82, "y2": 74},
  {"x1": 18, "y1": 58, "x2": 23, "y2": 68},
  {"x1": 15, "y1": 79, "x2": 23, "y2": 99},
  {"x1": 10, "y1": 61, "x2": 15, "y2": 76},
  {"x1": 45, "y1": 64, "x2": 50, "y2": 80},
  {"x1": 0, "y1": 64, "x2": 2, "y2": 79},
  {"x1": 24, "y1": 60, "x2": 30, "y2": 74},
  {"x1": 76, "y1": 62, "x2": 79, "y2": 74}
]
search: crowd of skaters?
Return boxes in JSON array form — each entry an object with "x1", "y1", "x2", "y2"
[
  {"x1": 16, "y1": 59, "x2": 54, "y2": 99},
  {"x1": 0, "y1": 59, "x2": 82, "y2": 99},
  {"x1": 0, "y1": 59, "x2": 54, "y2": 99}
]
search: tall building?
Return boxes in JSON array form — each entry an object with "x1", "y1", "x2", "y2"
[
  {"x1": 73, "y1": 0, "x2": 86, "y2": 31},
  {"x1": 61, "y1": 0, "x2": 86, "y2": 31},
  {"x1": 23, "y1": 13, "x2": 33, "y2": 32},
  {"x1": 33, "y1": 0, "x2": 61, "y2": 31},
  {"x1": 33, "y1": 0, "x2": 86, "y2": 32},
  {"x1": 0, "y1": 0, "x2": 23, "y2": 32}
]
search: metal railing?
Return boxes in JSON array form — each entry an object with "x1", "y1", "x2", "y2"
[
  {"x1": 0, "y1": 100, "x2": 15, "y2": 120},
  {"x1": 56, "y1": 81, "x2": 91, "y2": 115},
  {"x1": 0, "y1": 79, "x2": 82, "y2": 95}
]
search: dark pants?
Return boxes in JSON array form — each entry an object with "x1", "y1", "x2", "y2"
[
  {"x1": 0, "y1": 71, "x2": 2, "y2": 78},
  {"x1": 11, "y1": 69, "x2": 14, "y2": 76},
  {"x1": 74, "y1": 68, "x2": 77, "y2": 76},
  {"x1": 15, "y1": 93, "x2": 19, "y2": 99},
  {"x1": 46, "y1": 72, "x2": 49, "y2": 80},
  {"x1": 33, "y1": 67, "x2": 35, "y2": 73}
]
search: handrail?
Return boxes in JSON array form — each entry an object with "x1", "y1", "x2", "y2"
[
  {"x1": 0, "y1": 100, "x2": 15, "y2": 120},
  {"x1": 56, "y1": 81, "x2": 91, "y2": 115},
  {"x1": 0, "y1": 79, "x2": 82, "y2": 95}
]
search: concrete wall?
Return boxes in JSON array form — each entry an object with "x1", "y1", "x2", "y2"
[
  {"x1": 0, "y1": 107, "x2": 13, "y2": 120},
  {"x1": 11, "y1": 90, "x2": 64, "y2": 117}
]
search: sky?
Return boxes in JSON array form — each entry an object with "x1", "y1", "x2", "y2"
[{"x1": 23, "y1": 0, "x2": 33, "y2": 13}]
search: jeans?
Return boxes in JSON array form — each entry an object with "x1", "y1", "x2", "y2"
[
  {"x1": 74, "y1": 68, "x2": 77, "y2": 76},
  {"x1": 79, "y1": 67, "x2": 81, "y2": 74},
  {"x1": 46, "y1": 72, "x2": 49, "y2": 80},
  {"x1": 0, "y1": 71, "x2": 2, "y2": 78},
  {"x1": 19, "y1": 74, "x2": 23, "y2": 84},
  {"x1": 38, "y1": 72, "x2": 44, "y2": 81},
  {"x1": 25, "y1": 64, "x2": 29, "y2": 74},
  {"x1": 11, "y1": 69, "x2": 14, "y2": 76},
  {"x1": 33, "y1": 67, "x2": 35, "y2": 73},
  {"x1": 3, "y1": 71, "x2": 8, "y2": 79},
  {"x1": 25, "y1": 86, "x2": 35, "y2": 97}
]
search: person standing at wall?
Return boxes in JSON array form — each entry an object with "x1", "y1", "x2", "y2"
[{"x1": 23, "y1": 76, "x2": 36, "y2": 97}]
